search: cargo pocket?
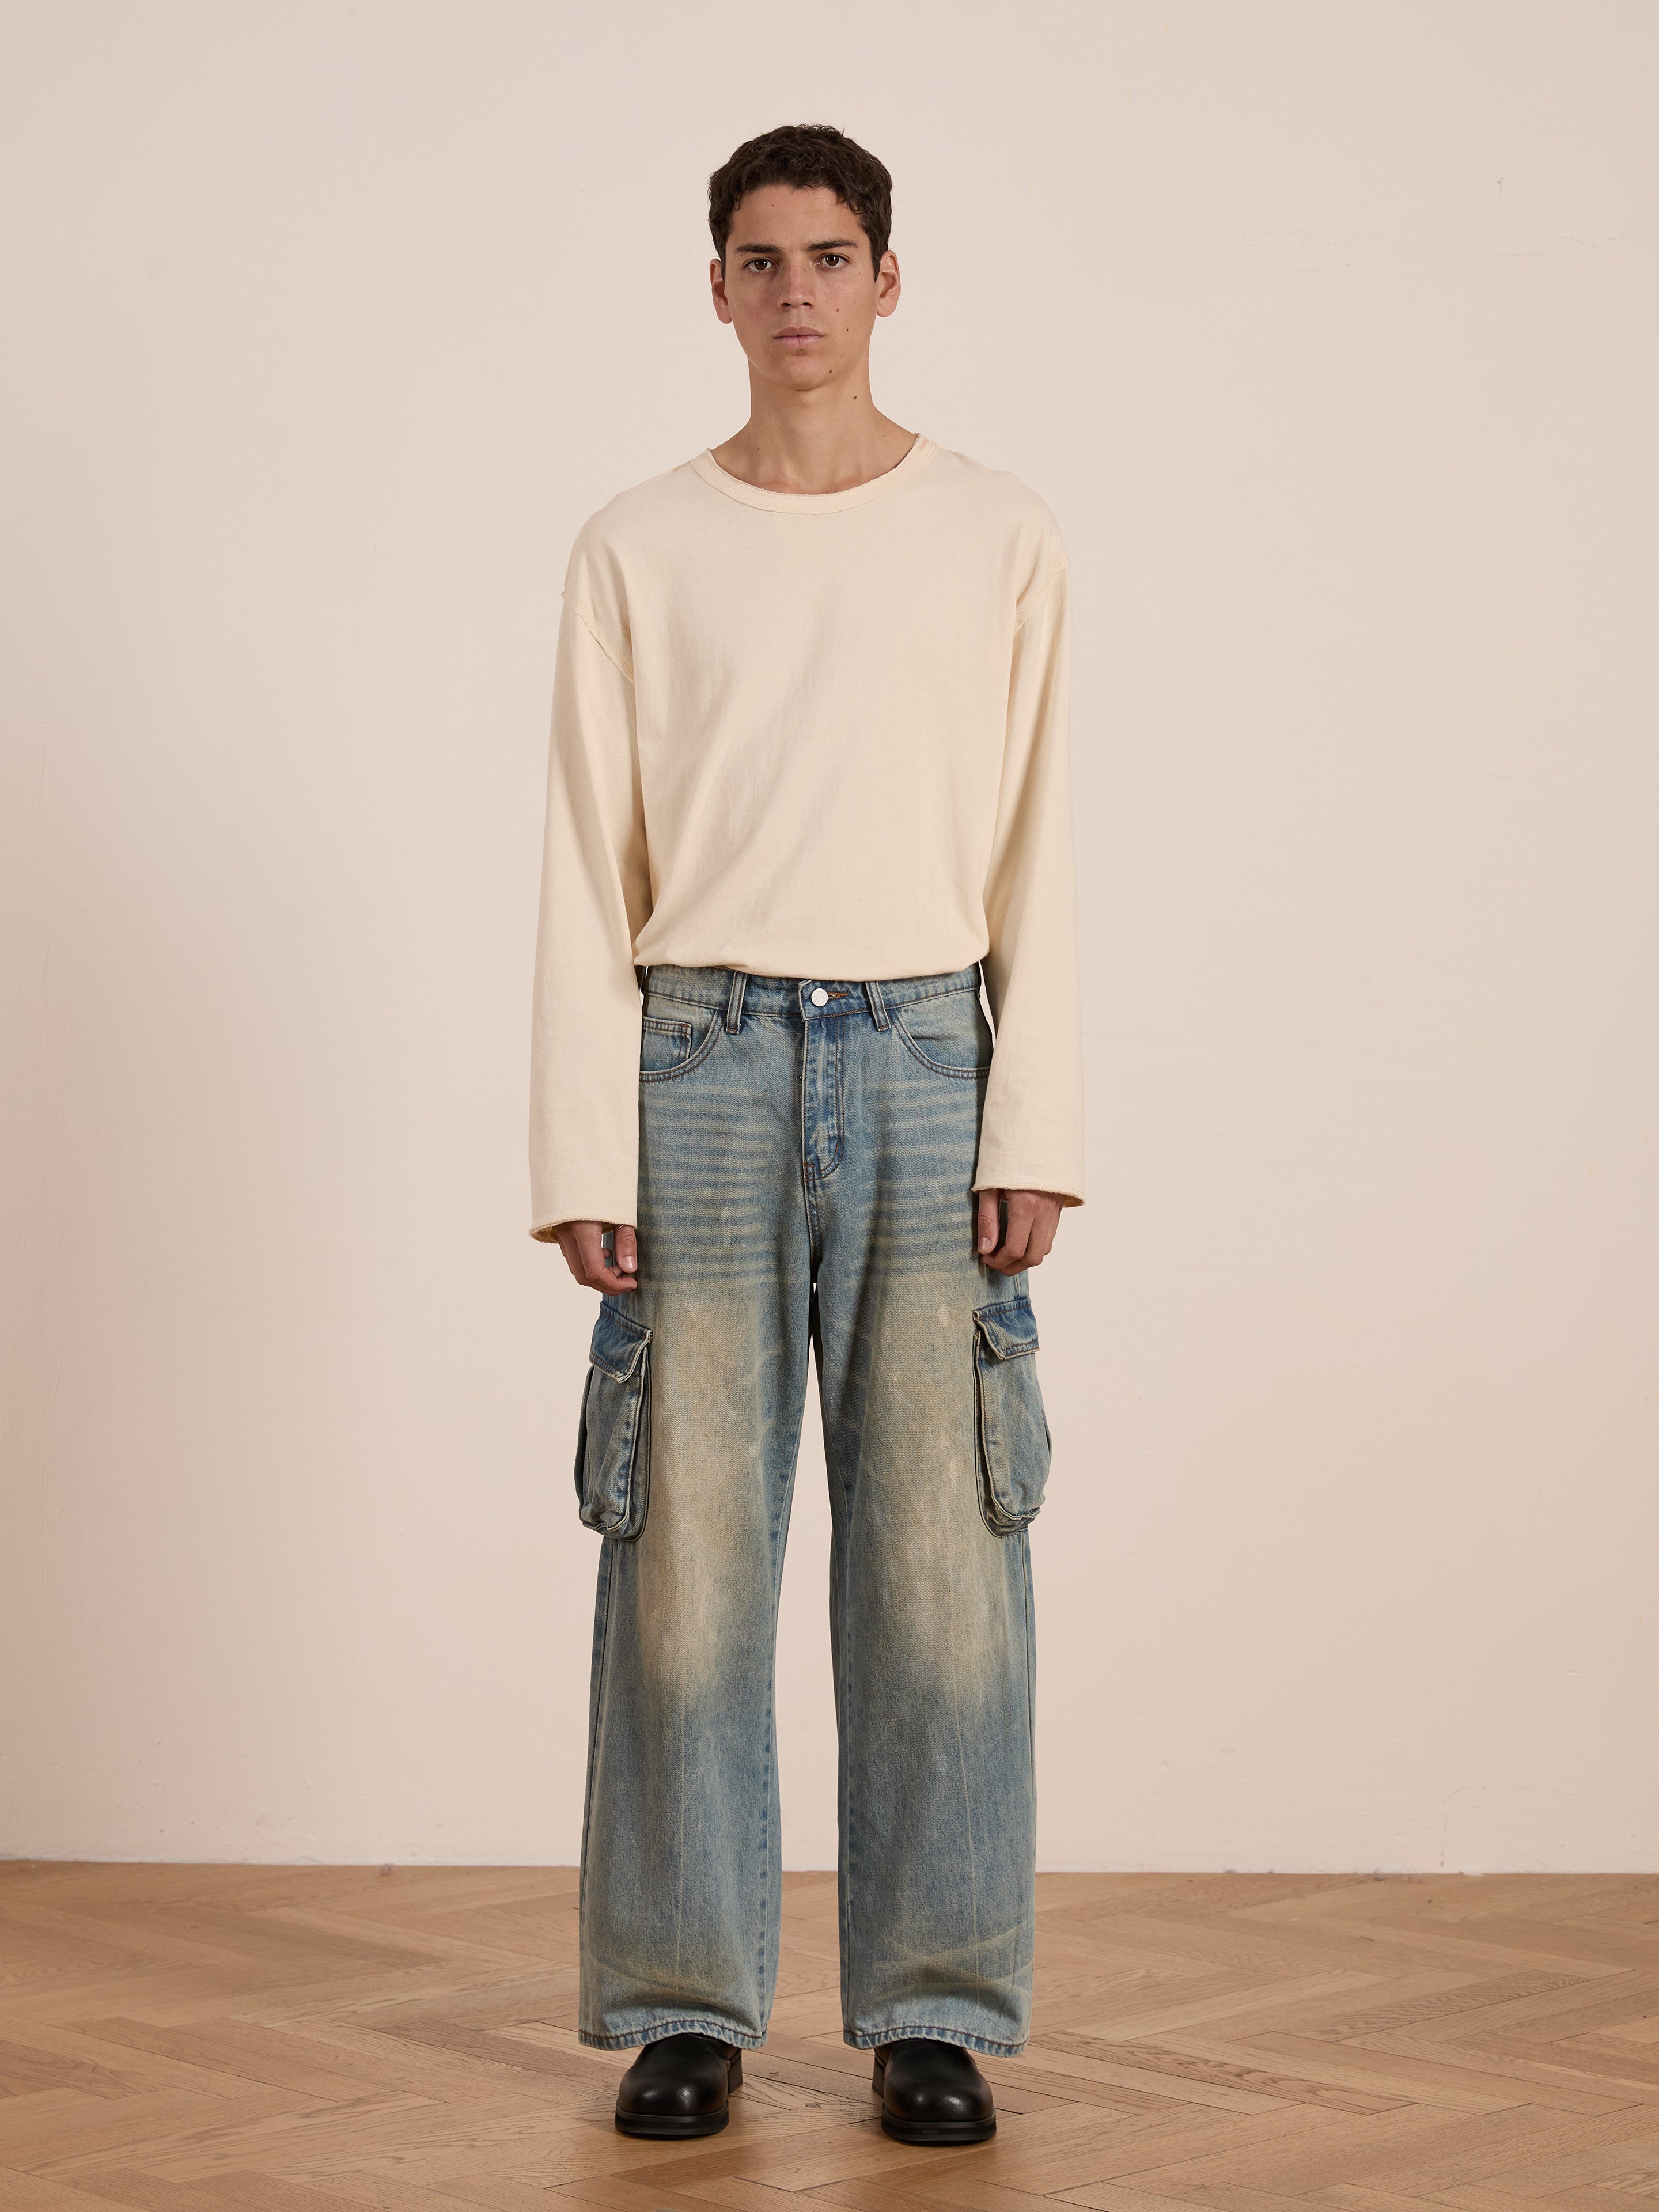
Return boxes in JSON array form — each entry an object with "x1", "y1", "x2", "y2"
[
  {"x1": 971, "y1": 1295, "x2": 1052, "y2": 1533},
  {"x1": 573, "y1": 1301, "x2": 653, "y2": 1540}
]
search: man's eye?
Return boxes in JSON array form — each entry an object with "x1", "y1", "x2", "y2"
[
  {"x1": 819, "y1": 254, "x2": 847, "y2": 268},
  {"x1": 744, "y1": 257, "x2": 773, "y2": 272}
]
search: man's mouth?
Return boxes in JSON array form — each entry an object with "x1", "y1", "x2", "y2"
[{"x1": 775, "y1": 328, "x2": 823, "y2": 347}]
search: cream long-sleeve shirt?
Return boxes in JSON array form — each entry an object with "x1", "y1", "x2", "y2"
[{"x1": 528, "y1": 434, "x2": 1084, "y2": 1240}]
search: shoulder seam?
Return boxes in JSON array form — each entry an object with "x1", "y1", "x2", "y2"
[{"x1": 566, "y1": 594, "x2": 635, "y2": 685}]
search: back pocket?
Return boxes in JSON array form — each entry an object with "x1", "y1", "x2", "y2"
[
  {"x1": 573, "y1": 1301, "x2": 653, "y2": 1539},
  {"x1": 971, "y1": 1295, "x2": 1051, "y2": 1533}
]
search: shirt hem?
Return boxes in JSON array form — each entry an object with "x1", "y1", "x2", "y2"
[{"x1": 971, "y1": 1175, "x2": 1085, "y2": 1209}]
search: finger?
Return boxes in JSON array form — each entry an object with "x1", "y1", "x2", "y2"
[
  {"x1": 983, "y1": 1198, "x2": 1019, "y2": 1269},
  {"x1": 997, "y1": 1195, "x2": 1037, "y2": 1267},
  {"x1": 1021, "y1": 1208, "x2": 1056, "y2": 1267},
  {"x1": 975, "y1": 1189, "x2": 1002, "y2": 1256},
  {"x1": 588, "y1": 1224, "x2": 637, "y2": 1293},
  {"x1": 571, "y1": 1222, "x2": 625, "y2": 1289},
  {"x1": 551, "y1": 1221, "x2": 638, "y2": 1293}
]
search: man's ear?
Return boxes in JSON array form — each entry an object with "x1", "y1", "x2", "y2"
[
  {"x1": 710, "y1": 255, "x2": 733, "y2": 325},
  {"x1": 875, "y1": 249, "x2": 902, "y2": 319}
]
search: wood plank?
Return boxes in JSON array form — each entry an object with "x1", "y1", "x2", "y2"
[{"x1": 0, "y1": 1868, "x2": 1654, "y2": 2206}]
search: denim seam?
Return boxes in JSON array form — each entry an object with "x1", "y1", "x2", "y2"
[
  {"x1": 579, "y1": 2018, "x2": 767, "y2": 2051},
  {"x1": 576, "y1": 1543, "x2": 616, "y2": 2035},
  {"x1": 872, "y1": 976, "x2": 979, "y2": 1009},
  {"x1": 645, "y1": 976, "x2": 978, "y2": 1016},
  {"x1": 834, "y1": 1453, "x2": 858, "y2": 2039},
  {"x1": 757, "y1": 1432, "x2": 793, "y2": 2035},
  {"x1": 889, "y1": 1010, "x2": 994, "y2": 1082},
  {"x1": 769, "y1": 1301, "x2": 817, "y2": 2031},
  {"x1": 756, "y1": 1572, "x2": 781, "y2": 2029},
  {"x1": 1022, "y1": 1529, "x2": 1037, "y2": 1825},
  {"x1": 824, "y1": 1022, "x2": 846, "y2": 1177},
  {"x1": 843, "y1": 2026, "x2": 1028, "y2": 2057},
  {"x1": 798, "y1": 1025, "x2": 827, "y2": 1262},
  {"x1": 641, "y1": 989, "x2": 728, "y2": 1013},
  {"x1": 757, "y1": 1691, "x2": 770, "y2": 2024},
  {"x1": 1020, "y1": 1527, "x2": 1037, "y2": 2021},
  {"x1": 799, "y1": 1155, "x2": 823, "y2": 1271}
]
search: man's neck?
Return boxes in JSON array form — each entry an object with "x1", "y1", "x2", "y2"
[{"x1": 711, "y1": 376, "x2": 916, "y2": 497}]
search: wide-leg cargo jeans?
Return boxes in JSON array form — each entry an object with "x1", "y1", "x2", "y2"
[{"x1": 571, "y1": 961, "x2": 1053, "y2": 2058}]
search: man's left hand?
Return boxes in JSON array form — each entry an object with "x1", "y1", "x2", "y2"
[{"x1": 975, "y1": 1188, "x2": 1065, "y2": 1275}]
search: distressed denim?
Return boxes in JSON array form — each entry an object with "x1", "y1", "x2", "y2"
[{"x1": 571, "y1": 961, "x2": 1052, "y2": 2057}]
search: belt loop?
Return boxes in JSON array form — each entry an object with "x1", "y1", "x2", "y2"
[
  {"x1": 634, "y1": 963, "x2": 648, "y2": 1001},
  {"x1": 724, "y1": 969, "x2": 747, "y2": 1032},
  {"x1": 862, "y1": 978, "x2": 890, "y2": 1030}
]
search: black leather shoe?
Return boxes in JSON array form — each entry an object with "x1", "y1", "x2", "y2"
[
  {"x1": 613, "y1": 2031, "x2": 744, "y2": 2137},
  {"x1": 872, "y1": 2037, "x2": 997, "y2": 2144}
]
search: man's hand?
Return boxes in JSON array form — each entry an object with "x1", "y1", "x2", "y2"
[
  {"x1": 553, "y1": 1219, "x2": 638, "y2": 1294},
  {"x1": 976, "y1": 1188, "x2": 1065, "y2": 1275}
]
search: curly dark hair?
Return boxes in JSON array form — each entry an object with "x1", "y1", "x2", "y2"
[{"x1": 707, "y1": 123, "x2": 892, "y2": 274}]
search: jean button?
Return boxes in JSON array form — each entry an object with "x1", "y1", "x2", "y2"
[{"x1": 809, "y1": 987, "x2": 829, "y2": 1006}]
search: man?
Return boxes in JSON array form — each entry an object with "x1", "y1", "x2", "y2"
[{"x1": 528, "y1": 123, "x2": 1084, "y2": 2147}]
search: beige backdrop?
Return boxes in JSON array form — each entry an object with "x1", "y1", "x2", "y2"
[{"x1": 3, "y1": 0, "x2": 1654, "y2": 1872}]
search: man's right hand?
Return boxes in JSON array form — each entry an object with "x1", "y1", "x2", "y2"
[{"x1": 553, "y1": 1220, "x2": 639, "y2": 1294}]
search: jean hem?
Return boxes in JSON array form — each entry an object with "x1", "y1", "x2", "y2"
[
  {"x1": 843, "y1": 2024, "x2": 1028, "y2": 2057},
  {"x1": 578, "y1": 2018, "x2": 766, "y2": 2052}
]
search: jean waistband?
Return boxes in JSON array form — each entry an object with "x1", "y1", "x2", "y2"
[{"x1": 638, "y1": 960, "x2": 983, "y2": 1028}]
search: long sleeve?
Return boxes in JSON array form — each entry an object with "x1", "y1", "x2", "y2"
[
  {"x1": 528, "y1": 593, "x2": 652, "y2": 1238},
  {"x1": 972, "y1": 559, "x2": 1086, "y2": 1207}
]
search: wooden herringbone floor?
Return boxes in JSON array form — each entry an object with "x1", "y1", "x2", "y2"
[{"x1": 1, "y1": 1865, "x2": 1657, "y2": 2209}]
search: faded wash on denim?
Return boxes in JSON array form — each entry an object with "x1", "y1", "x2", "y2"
[{"x1": 570, "y1": 962, "x2": 1052, "y2": 2057}]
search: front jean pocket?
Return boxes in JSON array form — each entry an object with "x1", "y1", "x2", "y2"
[
  {"x1": 639, "y1": 1012, "x2": 694, "y2": 1077},
  {"x1": 891, "y1": 989, "x2": 994, "y2": 1079},
  {"x1": 639, "y1": 998, "x2": 726, "y2": 1084},
  {"x1": 574, "y1": 1300, "x2": 653, "y2": 1539},
  {"x1": 971, "y1": 1294, "x2": 1051, "y2": 1533}
]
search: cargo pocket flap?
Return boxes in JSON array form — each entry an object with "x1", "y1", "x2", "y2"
[
  {"x1": 971, "y1": 1296, "x2": 1050, "y2": 1533},
  {"x1": 574, "y1": 1302, "x2": 653, "y2": 1541},
  {"x1": 588, "y1": 1304, "x2": 651, "y2": 1380},
  {"x1": 973, "y1": 1296, "x2": 1040, "y2": 1361}
]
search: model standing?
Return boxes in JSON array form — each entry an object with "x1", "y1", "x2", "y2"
[{"x1": 528, "y1": 124, "x2": 1084, "y2": 2146}]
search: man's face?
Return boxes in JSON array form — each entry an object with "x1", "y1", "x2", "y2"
[{"x1": 710, "y1": 183, "x2": 900, "y2": 392}]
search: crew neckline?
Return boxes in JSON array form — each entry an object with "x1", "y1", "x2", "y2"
[{"x1": 690, "y1": 434, "x2": 935, "y2": 513}]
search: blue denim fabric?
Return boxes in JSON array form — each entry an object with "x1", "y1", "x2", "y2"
[{"x1": 571, "y1": 962, "x2": 1051, "y2": 2057}]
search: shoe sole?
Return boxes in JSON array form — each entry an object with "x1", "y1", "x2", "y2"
[
  {"x1": 878, "y1": 2109, "x2": 997, "y2": 2144},
  {"x1": 613, "y1": 2104, "x2": 730, "y2": 2137}
]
